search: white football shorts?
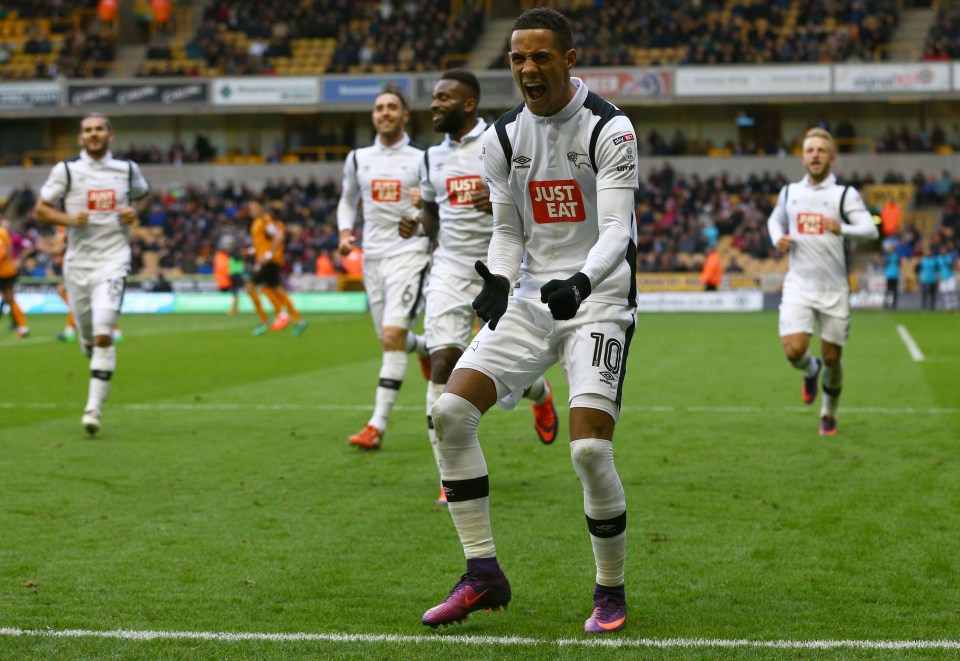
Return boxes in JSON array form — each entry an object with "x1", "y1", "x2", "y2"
[
  {"x1": 363, "y1": 251, "x2": 430, "y2": 336},
  {"x1": 455, "y1": 296, "x2": 636, "y2": 420},
  {"x1": 778, "y1": 293, "x2": 850, "y2": 346},
  {"x1": 424, "y1": 271, "x2": 482, "y2": 353},
  {"x1": 63, "y1": 264, "x2": 126, "y2": 347}
]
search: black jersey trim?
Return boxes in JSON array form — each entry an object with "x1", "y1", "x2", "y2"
[
  {"x1": 583, "y1": 91, "x2": 624, "y2": 174},
  {"x1": 494, "y1": 102, "x2": 524, "y2": 170},
  {"x1": 615, "y1": 316, "x2": 636, "y2": 410},
  {"x1": 62, "y1": 156, "x2": 81, "y2": 196}
]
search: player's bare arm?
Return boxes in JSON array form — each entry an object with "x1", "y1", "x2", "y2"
[
  {"x1": 398, "y1": 214, "x2": 419, "y2": 239},
  {"x1": 822, "y1": 217, "x2": 842, "y2": 234},
  {"x1": 35, "y1": 199, "x2": 88, "y2": 227},
  {"x1": 776, "y1": 235, "x2": 794, "y2": 252},
  {"x1": 470, "y1": 185, "x2": 492, "y2": 215},
  {"x1": 120, "y1": 193, "x2": 152, "y2": 225},
  {"x1": 337, "y1": 229, "x2": 355, "y2": 256},
  {"x1": 409, "y1": 186, "x2": 422, "y2": 209}
]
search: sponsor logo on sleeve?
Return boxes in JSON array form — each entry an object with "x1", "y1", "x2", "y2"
[
  {"x1": 446, "y1": 176, "x2": 484, "y2": 206},
  {"x1": 529, "y1": 180, "x2": 586, "y2": 224},
  {"x1": 371, "y1": 179, "x2": 402, "y2": 202},
  {"x1": 87, "y1": 189, "x2": 117, "y2": 211},
  {"x1": 613, "y1": 132, "x2": 637, "y2": 162}
]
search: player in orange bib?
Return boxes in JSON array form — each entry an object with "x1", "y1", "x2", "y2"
[
  {"x1": 248, "y1": 198, "x2": 306, "y2": 337},
  {"x1": 0, "y1": 218, "x2": 29, "y2": 338}
]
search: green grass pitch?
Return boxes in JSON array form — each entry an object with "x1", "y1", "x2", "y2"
[{"x1": 1, "y1": 310, "x2": 958, "y2": 660}]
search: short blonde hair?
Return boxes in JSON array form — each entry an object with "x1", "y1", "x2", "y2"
[{"x1": 803, "y1": 127, "x2": 835, "y2": 155}]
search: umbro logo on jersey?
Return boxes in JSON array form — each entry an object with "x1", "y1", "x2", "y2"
[
  {"x1": 513, "y1": 155, "x2": 532, "y2": 169},
  {"x1": 599, "y1": 370, "x2": 617, "y2": 386}
]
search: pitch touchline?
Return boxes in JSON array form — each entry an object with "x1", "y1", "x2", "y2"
[
  {"x1": 896, "y1": 324, "x2": 926, "y2": 362},
  {"x1": 1, "y1": 628, "x2": 959, "y2": 650},
  {"x1": 3, "y1": 402, "x2": 957, "y2": 415}
]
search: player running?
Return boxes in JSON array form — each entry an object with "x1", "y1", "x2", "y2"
[
  {"x1": 337, "y1": 84, "x2": 431, "y2": 450},
  {"x1": 247, "y1": 198, "x2": 306, "y2": 337},
  {"x1": 399, "y1": 69, "x2": 557, "y2": 505},
  {"x1": 767, "y1": 127, "x2": 878, "y2": 435},
  {"x1": 35, "y1": 113, "x2": 150, "y2": 435}
]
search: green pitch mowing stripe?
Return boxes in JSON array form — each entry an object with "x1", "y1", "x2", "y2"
[{"x1": 1, "y1": 312, "x2": 958, "y2": 661}]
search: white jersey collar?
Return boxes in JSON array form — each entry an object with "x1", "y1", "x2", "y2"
[
  {"x1": 529, "y1": 77, "x2": 588, "y2": 125},
  {"x1": 80, "y1": 149, "x2": 114, "y2": 165},
  {"x1": 802, "y1": 172, "x2": 837, "y2": 189},
  {"x1": 375, "y1": 132, "x2": 411, "y2": 151},
  {"x1": 445, "y1": 117, "x2": 488, "y2": 147}
]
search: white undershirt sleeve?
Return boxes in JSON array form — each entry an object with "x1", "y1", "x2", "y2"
[
  {"x1": 487, "y1": 200, "x2": 524, "y2": 284},
  {"x1": 840, "y1": 188, "x2": 879, "y2": 241},
  {"x1": 336, "y1": 151, "x2": 361, "y2": 234},
  {"x1": 767, "y1": 186, "x2": 788, "y2": 246},
  {"x1": 579, "y1": 187, "x2": 634, "y2": 288}
]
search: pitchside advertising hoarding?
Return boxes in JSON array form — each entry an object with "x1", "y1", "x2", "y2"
[
  {"x1": 577, "y1": 70, "x2": 671, "y2": 97},
  {"x1": 0, "y1": 82, "x2": 60, "y2": 109},
  {"x1": 675, "y1": 65, "x2": 830, "y2": 97},
  {"x1": 834, "y1": 62, "x2": 951, "y2": 94},
  {"x1": 16, "y1": 292, "x2": 369, "y2": 314},
  {"x1": 323, "y1": 77, "x2": 410, "y2": 103},
  {"x1": 68, "y1": 82, "x2": 209, "y2": 106},
  {"x1": 213, "y1": 77, "x2": 319, "y2": 105}
]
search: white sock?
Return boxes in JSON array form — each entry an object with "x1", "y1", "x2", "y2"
[
  {"x1": 370, "y1": 350, "x2": 406, "y2": 431},
  {"x1": 405, "y1": 331, "x2": 428, "y2": 356},
  {"x1": 85, "y1": 345, "x2": 116, "y2": 413},
  {"x1": 571, "y1": 438, "x2": 626, "y2": 587},
  {"x1": 821, "y1": 361, "x2": 842, "y2": 419},
  {"x1": 432, "y1": 392, "x2": 494, "y2": 559},
  {"x1": 426, "y1": 380, "x2": 445, "y2": 472},
  {"x1": 790, "y1": 351, "x2": 819, "y2": 377},
  {"x1": 525, "y1": 376, "x2": 550, "y2": 405}
]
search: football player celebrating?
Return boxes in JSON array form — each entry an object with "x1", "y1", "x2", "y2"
[{"x1": 422, "y1": 9, "x2": 639, "y2": 634}]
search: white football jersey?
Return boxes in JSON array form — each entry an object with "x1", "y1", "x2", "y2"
[
  {"x1": 336, "y1": 132, "x2": 429, "y2": 260},
  {"x1": 482, "y1": 78, "x2": 639, "y2": 306},
  {"x1": 767, "y1": 173, "x2": 878, "y2": 307},
  {"x1": 39, "y1": 150, "x2": 149, "y2": 271},
  {"x1": 420, "y1": 118, "x2": 492, "y2": 280}
]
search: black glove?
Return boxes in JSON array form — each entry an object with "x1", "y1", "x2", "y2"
[
  {"x1": 472, "y1": 260, "x2": 510, "y2": 330},
  {"x1": 540, "y1": 272, "x2": 591, "y2": 320}
]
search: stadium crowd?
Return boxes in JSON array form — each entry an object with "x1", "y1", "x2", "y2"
[
  {"x1": 0, "y1": 0, "x2": 116, "y2": 80},
  {"x1": 0, "y1": 0, "x2": 911, "y2": 80},
  {"x1": 136, "y1": 0, "x2": 485, "y2": 77},
  {"x1": 921, "y1": 2, "x2": 960, "y2": 60},
  {"x1": 5, "y1": 164, "x2": 959, "y2": 286}
]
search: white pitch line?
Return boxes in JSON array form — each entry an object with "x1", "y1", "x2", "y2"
[
  {"x1": 896, "y1": 324, "x2": 926, "y2": 362},
  {"x1": 1, "y1": 628, "x2": 959, "y2": 650},
  {"x1": 2, "y1": 402, "x2": 958, "y2": 415}
]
